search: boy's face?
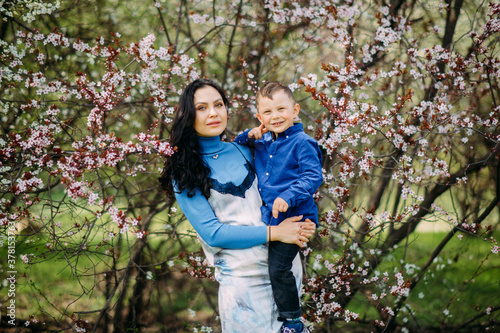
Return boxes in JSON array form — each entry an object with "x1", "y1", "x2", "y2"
[{"x1": 256, "y1": 90, "x2": 299, "y2": 134}]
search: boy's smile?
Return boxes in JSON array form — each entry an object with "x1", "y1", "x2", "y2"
[{"x1": 257, "y1": 90, "x2": 300, "y2": 134}]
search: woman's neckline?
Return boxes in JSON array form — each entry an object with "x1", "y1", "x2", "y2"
[{"x1": 197, "y1": 135, "x2": 222, "y2": 155}]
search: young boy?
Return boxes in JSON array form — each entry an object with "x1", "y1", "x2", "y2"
[{"x1": 235, "y1": 81, "x2": 323, "y2": 333}]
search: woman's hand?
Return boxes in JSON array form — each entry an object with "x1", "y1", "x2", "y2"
[{"x1": 270, "y1": 215, "x2": 316, "y2": 247}]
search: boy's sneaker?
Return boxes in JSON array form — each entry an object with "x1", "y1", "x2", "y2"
[
  {"x1": 281, "y1": 326, "x2": 309, "y2": 333},
  {"x1": 281, "y1": 322, "x2": 309, "y2": 333}
]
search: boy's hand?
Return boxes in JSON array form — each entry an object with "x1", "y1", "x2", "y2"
[
  {"x1": 272, "y1": 197, "x2": 289, "y2": 218},
  {"x1": 248, "y1": 123, "x2": 268, "y2": 140}
]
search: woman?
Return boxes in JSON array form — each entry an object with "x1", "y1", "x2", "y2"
[{"x1": 159, "y1": 79, "x2": 315, "y2": 332}]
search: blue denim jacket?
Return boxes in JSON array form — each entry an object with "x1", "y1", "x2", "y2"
[{"x1": 235, "y1": 123, "x2": 323, "y2": 226}]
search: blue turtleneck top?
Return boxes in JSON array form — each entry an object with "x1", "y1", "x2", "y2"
[{"x1": 174, "y1": 135, "x2": 268, "y2": 249}]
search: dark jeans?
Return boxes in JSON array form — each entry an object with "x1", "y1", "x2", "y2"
[{"x1": 268, "y1": 241, "x2": 301, "y2": 320}]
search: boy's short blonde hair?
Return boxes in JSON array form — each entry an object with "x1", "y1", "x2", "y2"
[{"x1": 256, "y1": 81, "x2": 296, "y2": 109}]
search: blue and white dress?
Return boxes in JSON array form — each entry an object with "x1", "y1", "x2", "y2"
[{"x1": 174, "y1": 136, "x2": 302, "y2": 333}]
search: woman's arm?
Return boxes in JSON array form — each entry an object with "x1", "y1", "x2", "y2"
[
  {"x1": 269, "y1": 215, "x2": 316, "y2": 247},
  {"x1": 174, "y1": 187, "x2": 314, "y2": 248}
]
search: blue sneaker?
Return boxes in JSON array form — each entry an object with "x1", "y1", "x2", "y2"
[{"x1": 281, "y1": 320, "x2": 309, "y2": 333}]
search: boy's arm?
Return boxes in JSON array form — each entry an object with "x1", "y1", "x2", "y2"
[
  {"x1": 234, "y1": 124, "x2": 267, "y2": 147},
  {"x1": 277, "y1": 138, "x2": 323, "y2": 209},
  {"x1": 234, "y1": 129, "x2": 253, "y2": 147}
]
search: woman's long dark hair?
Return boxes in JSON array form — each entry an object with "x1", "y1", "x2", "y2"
[{"x1": 159, "y1": 79, "x2": 230, "y2": 200}]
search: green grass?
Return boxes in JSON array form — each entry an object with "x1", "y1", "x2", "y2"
[
  {"x1": 2, "y1": 223, "x2": 498, "y2": 331},
  {"x1": 0, "y1": 206, "x2": 205, "y2": 330},
  {"x1": 343, "y1": 230, "x2": 500, "y2": 330},
  {"x1": 0, "y1": 233, "x2": 107, "y2": 323}
]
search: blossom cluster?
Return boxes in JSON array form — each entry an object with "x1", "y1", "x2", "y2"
[
  {"x1": 181, "y1": 252, "x2": 215, "y2": 280},
  {"x1": 0, "y1": 0, "x2": 61, "y2": 23},
  {"x1": 0, "y1": 29, "x2": 199, "y2": 243}
]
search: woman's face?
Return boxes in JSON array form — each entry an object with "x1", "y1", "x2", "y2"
[{"x1": 193, "y1": 85, "x2": 228, "y2": 137}]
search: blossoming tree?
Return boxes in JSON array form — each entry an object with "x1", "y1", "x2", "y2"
[{"x1": 0, "y1": 0, "x2": 499, "y2": 332}]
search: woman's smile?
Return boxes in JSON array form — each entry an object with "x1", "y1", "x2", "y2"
[
  {"x1": 207, "y1": 120, "x2": 222, "y2": 126},
  {"x1": 193, "y1": 86, "x2": 228, "y2": 137}
]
